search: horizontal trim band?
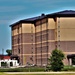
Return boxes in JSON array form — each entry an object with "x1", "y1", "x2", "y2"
[
  {"x1": 12, "y1": 40, "x2": 75, "y2": 46},
  {"x1": 17, "y1": 52, "x2": 75, "y2": 56},
  {"x1": 12, "y1": 40, "x2": 55, "y2": 46},
  {"x1": 64, "y1": 52, "x2": 75, "y2": 54},
  {"x1": 18, "y1": 53, "x2": 50, "y2": 56}
]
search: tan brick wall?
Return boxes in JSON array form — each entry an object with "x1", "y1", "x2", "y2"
[
  {"x1": 48, "y1": 18, "x2": 55, "y2": 29},
  {"x1": 11, "y1": 17, "x2": 75, "y2": 66},
  {"x1": 57, "y1": 17, "x2": 75, "y2": 41},
  {"x1": 22, "y1": 23, "x2": 35, "y2": 33}
]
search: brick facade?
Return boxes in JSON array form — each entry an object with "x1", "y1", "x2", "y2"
[{"x1": 10, "y1": 10, "x2": 75, "y2": 66}]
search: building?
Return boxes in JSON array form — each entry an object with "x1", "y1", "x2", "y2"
[
  {"x1": 0, "y1": 59, "x2": 19, "y2": 67},
  {"x1": 0, "y1": 55, "x2": 10, "y2": 60},
  {"x1": 10, "y1": 10, "x2": 75, "y2": 66},
  {"x1": 0, "y1": 55, "x2": 19, "y2": 67}
]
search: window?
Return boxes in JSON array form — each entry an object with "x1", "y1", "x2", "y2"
[
  {"x1": 10, "y1": 62, "x2": 13, "y2": 66},
  {"x1": 17, "y1": 28, "x2": 19, "y2": 33},
  {"x1": 1, "y1": 62, "x2": 7, "y2": 67},
  {"x1": 18, "y1": 49, "x2": 20, "y2": 54},
  {"x1": 17, "y1": 38, "x2": 20, "y2": 43}
]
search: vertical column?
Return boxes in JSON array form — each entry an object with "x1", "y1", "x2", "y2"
[
  {"x1": 18, "y1": 25, "x2": 19, "y2": 54},
  {"x1": 46, "y1": 17, "x2": 48, "y2": 65},
  {"x1": 69, "y1": 58, "x2": 72, "y2": 65},
  {"x1": 40, "y1": 19, "x2": 42, "y2": 66},
  {"x1": 11, "y1": 27, "x2": 14, "y2": 55},
  {"x1": 31, "y1": 24, "x2": 33, "y2": 64},
  {"x1": 35, "y1": 25, "x2": 37, "y2": 65},
  {"x1": 17, "y1": 25, "x2": 20, "y2": 64},
  {"x1": 21, "y1": 24, "x2": 23, "y2": 65},
  {"x1": 11, "y1": 27, "x2": 15, "y2": 55},
  {"x1": 57, "y1": 17, "x2": 60, "y2": 50},
  {"x1": 54, "y1": 18, "x2": 57, "y2": 49}
]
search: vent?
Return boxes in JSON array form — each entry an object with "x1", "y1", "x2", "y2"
[{"x1": 41, "y1": 13, "x2": 45, "y2": 16}]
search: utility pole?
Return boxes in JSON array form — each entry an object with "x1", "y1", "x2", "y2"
[
  {"x1": 2, "y1": 48, "x2": 4, "y2": 59},
  {"x1": 2, "y1": 48, "x2": 4, "y2": 55}
]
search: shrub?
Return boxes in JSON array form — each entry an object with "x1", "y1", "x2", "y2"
[
  {"x1": 49, "y1": 49, "x2": 65, "y2": 71},
  {"x1": 0, "y1": 67, "x2": 45, "y2": 72},
  {"x1": 1, "y1": 62, "x2": 7, "y2": 67}
]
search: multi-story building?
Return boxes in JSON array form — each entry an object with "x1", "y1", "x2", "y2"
[{"x1": 10, "y1": 10, "x2": 75, "y2": 66}]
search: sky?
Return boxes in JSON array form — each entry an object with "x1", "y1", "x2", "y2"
[{"x1": 0, "y1": 0, "x2": 75, "y2": 54}]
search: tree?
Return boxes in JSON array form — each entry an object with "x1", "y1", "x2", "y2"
[
  {"x1": 49, "y1": 49, "x2": 65, "y2": 71},
  {"x1": 6, "y1": 49, "x2": 12, "y2": 56}
]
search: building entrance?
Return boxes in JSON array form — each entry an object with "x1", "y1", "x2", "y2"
[
  {"x1": 67, "y1": 54, "x2": 75, "y2": 65},
  {"x1": 10, "y1": 55, "x2": 20, "y2": 63},
  {"x1": 72, "y1": 57, "x2": 75, "y2": 65}
]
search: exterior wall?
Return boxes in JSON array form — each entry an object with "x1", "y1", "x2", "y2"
[
  {"x1": 12, "y1": 24, "x2": 22, "y2": 64},
  {"x1": 11, "y1": 18, "x2": 56, "y2": 66},
  {"x1": 35, "y1": 18, "x2": 56, "y2": 66},
  {"x1": 22, "y1": 23, "x2": 35, "y2": 65},
  {"x1": 57, "y1": 17, "x2": 75, "y2": 51},
  {"x1": 11, "y1": 16, "x2": 75, "y2": 66},
  {"x1": 48, "y1": 18, "x2": 56, "y2": 54},
  {"x1": 57, "y1": 17, "x2": 75, "y2": 41},
  {"x1": 56, "y1": 17, "x2": 75, "y2": 65},
  {"x1": 35, "y1": 18, "x2": 48, "y2": 66},
  {"x1": 12, "y1": 23, "x2": 35, "y2": 65}
]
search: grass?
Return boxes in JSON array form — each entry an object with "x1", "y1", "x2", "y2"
[
  {"x1": 62, "y1": 65, "x2": 75, "y2": 71},
  {"x1": 0, "y1": 73, "x2": 75, "y2": 75},
  {"x1": 23, "y1": 74, "x2": 75, "y2": 75},
  {"x1": 0, "y1": 67, "x2": 45, "y2": 72},
  {"x1": 0, "y1": 71, "x2": 75, "y2": 75}
]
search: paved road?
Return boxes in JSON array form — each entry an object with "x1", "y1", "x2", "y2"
[{"x1": 5, "y1": 72, "x2": 75, "y2": 74}]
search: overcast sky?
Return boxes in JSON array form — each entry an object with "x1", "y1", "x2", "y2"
[{"x1": 0, "y1": 0, "x2": 75, "y2": 54}]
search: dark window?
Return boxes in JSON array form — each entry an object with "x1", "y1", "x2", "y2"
[
  {"x1": 10, "y1": 62, "x2": 13, "y2": 66},
  {"x1": 72, "y1": 57, "x2": 75, "y2": 65},
  {"x1": 58, "y1": 35, "x2": 60, "y2": 37},
  {"x1": 17, "y1": 38, "x2": 20, "y2": 43},
  {"x1": 18, "y1": 49, "x2": 20, "y2": 54},
  {"x1": 17, "y1": 28, "x2": 19, "y2": 33}
]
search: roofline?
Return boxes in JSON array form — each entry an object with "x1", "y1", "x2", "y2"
[
  {"x1": 47, "y1": 14, "x2": 75, "y2": 18},
  {"x1": 10, "y1": 10, "x2": 75, "y2": 27},
  {"x1": 47, "y1": 10, "x2": 75, "y2": 17},
  {"x1": 10, "y1": 20, "x2": 34, "y2": 27},
  {"x1": 10, "y1": 15, "x2": 75, "y2": 27},
  {"x1": 10, "y1": 16, "x2": 47, "y2": 27}
]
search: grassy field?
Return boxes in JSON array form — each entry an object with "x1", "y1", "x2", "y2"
[
  {"x1": 0, "y1": 73, "x2": 75, "y2": 75},
  {"x1": 3, "y1": 74, "x2": 75, "y2": 75}
]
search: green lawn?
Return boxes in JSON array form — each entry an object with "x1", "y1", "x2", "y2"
[
  {"x1": 0, "y1": 73, "x2": 75, "y2": 75},
  {"x1": 4, "y1": 74, "x2": 75, "y2": 75}
]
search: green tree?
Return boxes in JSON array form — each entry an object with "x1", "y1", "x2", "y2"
[
  {"x1": 49, "y1": 49, "x2": 65, "y2": 71},
  {"x1": 6, "y1": 49, "x2": 12, "y2": 56}
]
